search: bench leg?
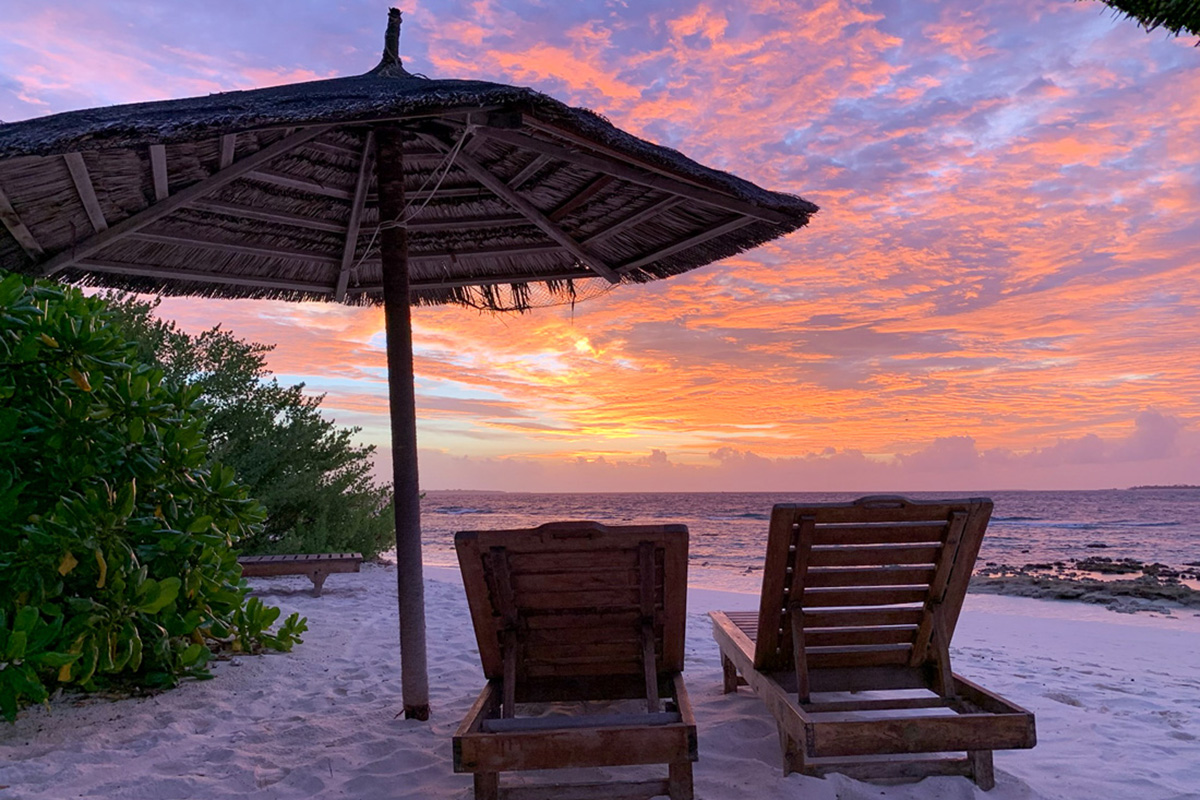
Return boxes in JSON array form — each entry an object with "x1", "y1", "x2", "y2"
[
  {"x1": 309, "y1": 570, "x2": 329, "y2": 597},
  {"x1": 969, "y1": 750, "x2": 995, "y2": 791},
  {"x1": 473, "y1": 772, "x2": 499, "y2": 800},
  {"x1": 721, "y1": 655, "x2": 739, "y2": 694}
]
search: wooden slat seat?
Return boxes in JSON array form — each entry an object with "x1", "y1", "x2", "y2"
[
  {"x1": 710, "y1": 496, "x2": 1035, "y2": 790},
  {"x1": 454, "y1": 521, "x2": 696, "y2": 800},
  {"x1": 237, "y1": 552, "x2": 362, "y2": 597}
]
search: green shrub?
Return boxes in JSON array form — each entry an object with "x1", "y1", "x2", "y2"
[
  {"x1": 0, "y1": 273, "x2": 305, "y2": 720},
  {"x1": 104, "y1": 295, "x2": 395, "y2": 559}
]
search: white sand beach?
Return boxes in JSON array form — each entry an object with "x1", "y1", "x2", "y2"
[{"x1": 2, "y1": 562, "x2": 1199, "y2": 799}]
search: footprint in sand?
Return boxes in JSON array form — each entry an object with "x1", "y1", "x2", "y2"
[
  {"x1": 1043, "y1": 692, "x2": 1084, "y2": 707},
  {"x1": 201, "y1": 747, "x2": 236, "y2": 763},
  {"x1": 253, "y1": 765, "x2": 289, "y2": 788},
  {"x1": 1095, "y1": 682, "x2": 1142, "y2": 695},
  {"x1": 1153, "y1": 710, "x2": 1190, "y2": 729}
]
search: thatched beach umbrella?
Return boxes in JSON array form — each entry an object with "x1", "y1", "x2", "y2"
[{"x1": 0, "y1": 10, "x2": 817, "y2": 719}]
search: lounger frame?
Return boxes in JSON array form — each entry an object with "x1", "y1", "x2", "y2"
[
  {"x1": 710, "y1": 496, "x2": 1035, "y2": 790},
  {"x1": 454, "y1": 522, "x2": 697, "y2": 800}
]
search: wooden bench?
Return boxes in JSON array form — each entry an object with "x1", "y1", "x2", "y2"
[{"x1": 237, "y1": 553, "x2": 362, "y2": 596}]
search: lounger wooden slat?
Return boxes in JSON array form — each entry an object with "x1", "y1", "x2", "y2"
[
  {"x1": 800, "y1": 586, "x2": 929, "y2": 606},
  {"x1": 805, "y1": 626, "x2": 919, "y2": 647},
  {"x1": 802, "y1": 695, "x2": 955, "y2": 714},
  {"x1": 805, "y1": 645, "x2": 914, "y2": 669},
  {"x1": 498, "y1": 779, "x2": 671, "y2": 800},
  {"x1": 804, "y1": 565, "x2": 938, "y2": 587},
  {"x1": 504, "y1": 675, "x2": 661, "y2": 704},
  {"x1": 805, "y1": 665, "x2": 936, "y2": 694},
  {"x1": 454, "y1": 521, "x2": 696, "y2": 800},
  {"x1": 236, "y1": 552, "x2": 362, "y2": 596},
  {"x1": 458, "y1": 720, "x2": 691, "y2": 772},
  {"x1": 481, "y1": 712, "x2": 683, "y2": 733},
  {"x1": 524, "y1": 660, "x2": 646, "y2": 678},
  {"x1": 711, "y1": 496, "x2": 1035, "y2": 790},
  {"x1": 522, "y1": 640, "x2": 659, "y2": 658},
  {"x1": 801, "y1": 606, "x2": 927, "y2": 631},
  {"x1": 523, "y1": 610, "x2": 644, "y2": 628},
  {"x1": 810, "y1": 523, "x2": 949, "y2": 545},
  {"x1": 524, "y1": 632, "x2": 647, "y2": 650},
  {"x1": 522, "y1": 638, "x2": 653, "y2": 657},
  {"x1": 777, "y1": 502, "x2": 977, "y2": 524},
  {"x1": 520, "y1": 645, "x2": 643, "y2": 663},
  {"x1": 809, "y1": 712, "x2": 1036, "y2": 757},
  {"x1": 513, "y1": 588, "x2": 646, "y2": 610},
  {"x1": 807, "y1": 544, "x2": 942, "y2": 568},
  {"x1": 513, "y1": 569, "x2": 644, "y2": 592},
  {"x1": 508, "y1": 551, "x2": 640, "y2": 573}
]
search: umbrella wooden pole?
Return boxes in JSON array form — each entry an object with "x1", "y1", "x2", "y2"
[{"x1": 377, "y1": 124, "x2": 430, "y2": 720}]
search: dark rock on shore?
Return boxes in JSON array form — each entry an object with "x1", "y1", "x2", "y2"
[{"x1": 970, "y1": 571, "x2": 1200, "y2": 614}]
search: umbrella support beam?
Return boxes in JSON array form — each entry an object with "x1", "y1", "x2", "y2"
[{"x1": 377, "y1": 124, "x2": 431, "y2": 721}]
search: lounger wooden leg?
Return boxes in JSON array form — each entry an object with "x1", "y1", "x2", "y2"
[
  {"x1": 668, "y1": 760, "x2": 694, "y2": 800},
  {"x1": 777, "y1": 720, "x2": 805, "y2": 777},
  {"x1": 473, "y1": 771, "x2": 499, "y2": 800},
  {"x1": 309, "y1": 570, "x2": 328, "y2": 597},
  {"x1": 969, "y1": 750, "x2": 995, "y2": 791},
  {"x1": 721, "y1": 655, "x2": 739, "y2": 694}
]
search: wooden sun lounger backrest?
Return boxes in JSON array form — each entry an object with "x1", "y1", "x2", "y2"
[
  {"x1": 753, "y1": 496, "x2": 991, "y2": 694},
  {"x1": 456, "y1": 522, "x2": 688, "y2": 704}
]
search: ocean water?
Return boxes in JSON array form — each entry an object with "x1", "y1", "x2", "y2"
[{"x1": 416, "y1": 489, "x2": 1200, "y2": 592}]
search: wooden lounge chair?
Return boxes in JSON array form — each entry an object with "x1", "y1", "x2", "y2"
[
  {"x1": 710, "y1": 496, "x2": 1035, "y2": 790},
  {"x1": 454, "y1": 521, "x2": 697, "y2": 800},
  {"x1": 237, "y1": 552, "x2": 362, "y2": 596}
]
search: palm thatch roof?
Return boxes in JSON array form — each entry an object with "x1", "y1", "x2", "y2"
[
  {"x1": 0, "y1": 19, "x2": 817, "y2": 311},
  {"x1": 1093, "y1": 0, "x2": 1200, "y2": 38}
]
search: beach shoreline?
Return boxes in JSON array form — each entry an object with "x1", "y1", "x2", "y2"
[{"x1": 3, "y1": 563, "x2": 1199, "y2": 799}]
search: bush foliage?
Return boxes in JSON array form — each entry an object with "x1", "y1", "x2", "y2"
[
  {"x1": 0, "y1": 274, "x2": 305, "y2": 720},
  {"x1": 104, "y1": 295, "x2": 395, "y2": 559}
]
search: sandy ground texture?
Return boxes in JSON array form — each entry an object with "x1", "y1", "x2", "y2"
[{"x1": 2, "y1": 562, "x2": 1199, "y2": 799}]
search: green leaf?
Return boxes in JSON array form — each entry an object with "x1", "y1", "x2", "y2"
[
  {"x1": 0, "y1": 272, "x2": 25, "y2": 306},
  {"x1": 0, "y1": 682, "x2": 17, "y2": 721},
  {"x1": 97, "y1": 630, "x2": 116, "y2": 672},
  {"x1": 186, "y1": 515, "x2": 213, "y2": 534},
  {"x1": 6, "y1": 631, "x2": 28, "y2": 661},
  {"x1": 137, "y1": 577, "x2": 180, "y2": 614},
  {"x1": 32, "y1": 651, "x2": 80, "y2": 668},
  {"x1": 179, "y1": 642, "x2": 206, "y2": 667},
  {"x1": 13, "y1": 606, "x2": 39, "y2": 634},
  {"x1": 115, "y1": 481, "x2": 136, "y2": 518},
  {"x1": 127, "y1": 626, "x2": 143, "y2": 672}
]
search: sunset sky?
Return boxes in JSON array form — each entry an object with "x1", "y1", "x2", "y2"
[{"x1": 3, "y1": 0, "x2": 1198, "y2": 492}]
